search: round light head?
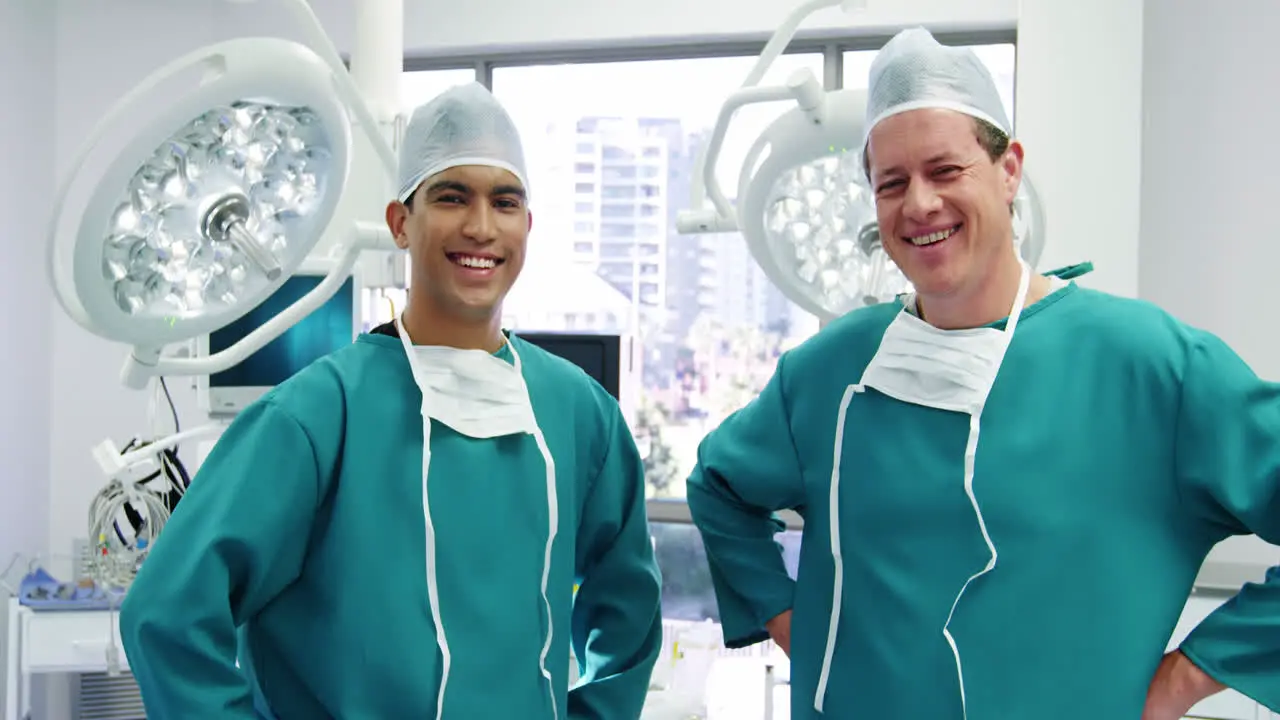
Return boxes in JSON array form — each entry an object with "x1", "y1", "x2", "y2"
[
  {"x1": 737, "y1": 88, "x2": 1045, "y2": 321},
  {"x1": 48, "y1": 37, "x2": 352, "y2": 348}
]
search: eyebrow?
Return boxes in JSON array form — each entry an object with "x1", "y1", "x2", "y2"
[
  {"x1": 876, "y1": 153, "x2": 962, "y2": 180},
  {"x1": 424, "y1": 179, "x2": 527, "y2": 199}
]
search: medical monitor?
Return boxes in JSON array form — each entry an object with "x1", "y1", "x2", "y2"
[
  {"x1": 515, "y1": 332, "x2": 638, "y2": 418},
  {"x1": 197, "y1": 260, "x2": 362, "y2": 416}
]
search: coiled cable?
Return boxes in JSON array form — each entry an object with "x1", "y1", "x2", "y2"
[{"x1": 86, "y1": 377, "x2": 192, "y2": 590}]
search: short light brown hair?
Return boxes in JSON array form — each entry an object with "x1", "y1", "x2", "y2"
[{"x1": 863, "y1": 116, "x2": 1010, "y2": 180}]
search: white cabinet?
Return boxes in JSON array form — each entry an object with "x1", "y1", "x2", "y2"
[
  {"x1": 20, "y1": 609, "x2": 128, "y2": 675},
  {"x1": 4, "y1": 599, "x2": 130, "y2": 720}
]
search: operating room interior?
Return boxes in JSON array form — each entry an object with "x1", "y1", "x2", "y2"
[{"x1": 1, "y1": 0, "x2": 1278, "y2": 718}]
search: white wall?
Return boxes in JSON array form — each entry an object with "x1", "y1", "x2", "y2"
[
  {"x1": 0, "y1": 1, "x2": 55, "y2": 577},
  {"x1": 1139, "y1": 0, "x2": 1280, "y2": 575},
  {"x1": 1015, "y1": 0, "x2": 1145, "y2": 298},
  {"x1": 0, "y1": 6, "x2": 55, "y2": 713}
]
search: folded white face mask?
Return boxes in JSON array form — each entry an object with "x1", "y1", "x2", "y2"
[
  {"x1": 407, "y1": 344, "x2": 538, "y2": 439},
  {"x1": 857, "y1": 311, "x2": 1012, "y2": 415}
]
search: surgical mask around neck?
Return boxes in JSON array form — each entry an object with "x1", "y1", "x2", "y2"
[
  {"x1": 396, "y1": 318, "x2": 538, "y2": 440},
  {"x1": 412, "y1": 344, "x2": 537, "y2": 439},
  {"x1": 859, "y1": 313, "x2": 1011, "y2": 414}
]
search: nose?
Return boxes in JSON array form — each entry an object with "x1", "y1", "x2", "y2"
[
  {"x1": 461, "y1": 202, "x2": 498, "y2": 243},
  {"x1": 902, "y1": 179, "x2": 943, "y2": 221}
]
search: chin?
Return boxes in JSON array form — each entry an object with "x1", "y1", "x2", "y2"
[
  {"x1": 455, "y1": 291, "x2": 507, "y2": 316},
  {"x1": 905, "y1": 268, "x2": 966, "y2": 299},
  {"x1": 453, "y1": 299, "x2": 499, "y2": 319}
]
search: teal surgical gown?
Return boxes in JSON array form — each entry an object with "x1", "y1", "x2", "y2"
[
  {"x1": 119, "y1": 331, "x2": 663, "y2": 719},
  {"x1": 688, "y1": 273, "x2": 1280, "y2": 718}
]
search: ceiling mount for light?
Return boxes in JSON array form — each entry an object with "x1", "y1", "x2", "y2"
[{"x1": 676, "y1": 0, "x2": 1047, "y2": 321}]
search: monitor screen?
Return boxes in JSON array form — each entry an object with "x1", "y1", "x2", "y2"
[
  {"x1": 209, "y1": 273, "x2": 356, "y2": 390},
  {"x1": 515, "y1": 332, "x2": 623, "y2": 401}
]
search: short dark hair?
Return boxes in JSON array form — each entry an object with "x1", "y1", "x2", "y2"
[{"x1": 863, "y1": 116, "x2": 1010, "y2": 180}]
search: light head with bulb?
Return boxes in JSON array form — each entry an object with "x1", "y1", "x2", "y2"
[
  {"x1": 740, "y1": 91, "x2": 1045, "y2": 320},
  {"x1": 675, "y1": 0, "x2": 1045, "y2": 322},
  {"x1": 48, "y1": 37, "x2": 353, "y2": 351}
]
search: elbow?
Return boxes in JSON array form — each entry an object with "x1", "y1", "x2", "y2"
[
  {"x1": 629, "y1": 571, "x2": 665, "y2": 663},
  {"x1": 118, "y1": 589, "x2": 143, "y2": 647},
  {"x1": 117, "y1": 571, "x2": 196, "y2": 664},
  {"x1": 644, "y1": 562, "x2": 663, "y2": 613},
  {"x1": 685, "y1": 465, "x2": 713, "y2": 505},
  {"x1": 627, "y1": 551, "x2": 663, "y2": 617},
  {"x1": 117, "y1": 586, "x2": 163, "y2": 666},
  {"x1": 685, "y1": 465, "x2": 731, "y2": 519},
  {"x1": 628, "y1": 556, "x2": 665, "y2": 632},
  {"x1": 117, "y1": 595, "x2": 155, "y2": 679}
]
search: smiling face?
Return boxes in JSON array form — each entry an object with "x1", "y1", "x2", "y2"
[
  {"x1": 386, "y1": 164, "x2": 532, "y2": 324},
  {"x1": 865, "y1": 108, "x2": 1023, "y2": 309}
]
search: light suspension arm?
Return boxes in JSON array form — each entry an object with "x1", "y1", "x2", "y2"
[
  {"x1": 677, "y1": 69, "x2": 829, "y2": 234},
  {"x1": 678, "y1": 0, "x2": 865, "y2": 235},
  {"x1": 119, "y1": 222, "x2": 394, "y2": 389},
  {"x1": 743, "y1": 0, "x2": 867, "y2": 88},
  {"x1": 280, "y1": 0, "x2": 400, "y2": 181}
]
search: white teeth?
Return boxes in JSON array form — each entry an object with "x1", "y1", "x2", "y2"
[
  {"x1": 907, "y1": 226, "x2": 958, "y2": 246},
  {"x1": 454, "y1": 255, "x2": 497, "y2": 269}
]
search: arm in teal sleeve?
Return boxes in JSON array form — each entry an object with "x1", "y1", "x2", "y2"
[
  {"x1": 686, "y1": 352, "x2": 806, "y2": 648},
  {"x1": 119, "y1": 399, "x2": 329, "y2": 718},
  {"x1": 1173, "y1": 331, "x2": 1280, "y2": 712},
  {"x1": 567, "y1": 400, "x2": 663, "y2": 720}
]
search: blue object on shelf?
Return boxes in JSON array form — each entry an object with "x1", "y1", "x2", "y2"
[{"x1": 17, "y1": 567, "x2": 125, "y2": 611}]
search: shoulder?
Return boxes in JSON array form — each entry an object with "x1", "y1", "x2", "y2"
[
  {"x1": 1046, "y1": 287, "x2": 1202, "y2": 362},
  {"x1": 256, "y1": 336, "x2": 406, "y2": 434},
  {"x1": 1051, "y1": 286, "x2": 1187, "y2": 337},
  {"x1": 1023, "y1": 286, "x2": 1257, "y2": 399},
  {"x1": 779, "y1": 301, "x2": 901, "y2": 384}
]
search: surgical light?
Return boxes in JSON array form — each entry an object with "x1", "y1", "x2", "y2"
[
  {"x1": 48, "y1": 1, "x2": 408, "y2": 612},
  {"x1": 49, "y1": 13, "x2": 400, "y2": 389},
  {"x1": 51, "y1": 37, "x2": 350, "y2": 350},
  {"x1": 676, "y1": 0, "x2": 1046, "y2": 321}
]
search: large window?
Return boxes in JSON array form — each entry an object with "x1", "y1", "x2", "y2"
[
  {"x1": 490, "y1": 44, "x2": 1016, "y2": 506},
  {"x1": 492, "y1": 53, "x2": 829, "y2": 505},
  {"x1": 654, "y1": 522, "x2": 802, "y2": 622}
]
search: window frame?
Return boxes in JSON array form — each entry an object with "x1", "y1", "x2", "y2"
[
  {"x1": 397, "y1": 28, "x2": 1017, "y2": 531},
  {"x1": 401, "y1": 28, "x2": 1016, "y2": 92}
]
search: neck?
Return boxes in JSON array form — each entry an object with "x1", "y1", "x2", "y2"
[
  {"x1": 916, "y1": 250, "x2": 1049, "y2": 330},
  {"x1": 401, "y1": 293, "x2": 506, "y2": 353}
]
